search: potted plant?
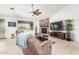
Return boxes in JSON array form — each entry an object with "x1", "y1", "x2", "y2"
[{"x1": 65, "y1": 19, "x2": 73, "y2": 41}]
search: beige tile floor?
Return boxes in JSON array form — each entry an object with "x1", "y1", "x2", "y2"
[
  {"x1": 0, "y1": 39, "x2": 23, "y2": 55},
  {"x1": 51, "y1": 37, "x2": 79, "y2": 55},
  {"x1": 0, "y1": 37, "x2": 79, "y2": 55}
]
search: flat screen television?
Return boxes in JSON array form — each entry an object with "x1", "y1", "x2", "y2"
[
  {"x1": 50, "y1": 21, "x2": 63, "y2": 30},
  {"x1": 41, "y1": 28, "x2": 47, "y2": 33},
  {"x1": 8, "y1": 22, "x2": 16, "y2": 27}
]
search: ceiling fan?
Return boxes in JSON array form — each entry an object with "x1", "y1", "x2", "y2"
[{"x1": 25, "y1": 4, "x2": 42, "y2": 16}]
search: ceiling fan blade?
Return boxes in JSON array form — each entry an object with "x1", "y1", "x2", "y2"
[
  {"x1": 10, "y1": 7, "x2": 14, "y2": 10},
  {"x1": 38, "y1": 12, "x2": 42, "y2": 14},
  {"x1": 35, "y1": 9, "x2": 39, "y2": 11},
  {"x1": 24, "y1": 4, "x2": 42, "y2": 16}
]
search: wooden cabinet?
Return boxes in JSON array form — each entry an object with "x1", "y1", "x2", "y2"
[{"x1": 50, "y1": 32, "x2": 66, "y2": 39}]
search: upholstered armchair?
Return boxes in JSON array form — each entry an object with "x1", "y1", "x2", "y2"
[{"x1": 22, "y1": 35, "x2": 52, "y2": 55}]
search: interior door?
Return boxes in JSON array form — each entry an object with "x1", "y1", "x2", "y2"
[{"x1": 0, "y1": 19, "x2": 5, "y2": 38}]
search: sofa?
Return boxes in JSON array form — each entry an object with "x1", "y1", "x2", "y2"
[{"x1": 22, "y1": 34, "x2": 52, "y2": 55}]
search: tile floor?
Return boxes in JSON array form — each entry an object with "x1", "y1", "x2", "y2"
[
  {"x1": 0, "y1": 39, "x2": 23, "y2": 55},
  {"x1": 0, "y1": 37, "x2": 79, "y2": 55},
  {"x1": 51, "y1": 37, "x2": 79, "y2": 55}
]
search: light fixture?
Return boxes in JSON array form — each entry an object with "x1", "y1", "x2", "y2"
[{"x1": 24, "y1": 4, "x2": 42, "y2": 16}]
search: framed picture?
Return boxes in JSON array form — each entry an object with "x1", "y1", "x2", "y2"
[{"x1": 8, "y1": 22, "x2": 16, "y2": 27}]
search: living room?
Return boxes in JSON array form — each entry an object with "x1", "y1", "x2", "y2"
[{"x1": 0, "y1": 4, "x2": 79, "y2": 55}]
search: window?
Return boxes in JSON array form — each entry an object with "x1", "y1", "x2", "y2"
[
  {"x1": 18, "y1": 20, "x2": 33, "y2": 31},
  {"x1": 8, "y1": 22, "x2": 16, "y2": 27}
]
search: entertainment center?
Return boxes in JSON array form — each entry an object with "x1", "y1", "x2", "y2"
[
  {"x1": 50, "y1": 31, "x2": 66, "y2": 40},
  {"x1": 50, "y1": 20, "x2": 72, "y2": 41}
]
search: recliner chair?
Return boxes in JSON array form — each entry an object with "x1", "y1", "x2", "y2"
[{"x1": 22, "y1": 35, "x2": 52, "y2": 55}]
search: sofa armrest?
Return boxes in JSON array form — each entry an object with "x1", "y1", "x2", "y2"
[
  {"x1": 41, "y1": 41, "x2": 48, "y2": 47},
  {"x1": 41, "y1": 40, "x2": 52, "y2": 47},
  {"x1": 40, "y1": 40, "x2": 52, "y2": 55}
]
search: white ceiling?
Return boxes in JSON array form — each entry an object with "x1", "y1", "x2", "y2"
[{"x1": 0, "y1": 4, "x2": 67, "y2": 20}]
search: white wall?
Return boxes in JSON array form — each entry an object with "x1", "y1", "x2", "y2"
[
  {"x1": 5, "y1": 16, "x2": 17, "y2": 39},
  {"x1": 50, "y1": 4, "x2": 79, "y2": 42},
  {"x1": 73, "y1": 19, "x2": 79, "y2": 42},
  {"x1": 50, "y1": 5, "x2": 79, "y2": 21},
  {"x1": 0, "y1": 15, "x2": 39, "y2": 39}
]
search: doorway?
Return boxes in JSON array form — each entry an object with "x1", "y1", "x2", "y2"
[{"x1": 0, "y1": 19, "x2": 5, "y2": 39}]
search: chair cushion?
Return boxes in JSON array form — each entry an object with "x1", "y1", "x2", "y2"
[{"x1": 42, "y1": 40, "x2": 52, "y2": 55}]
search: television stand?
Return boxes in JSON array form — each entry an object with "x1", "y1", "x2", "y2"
[{"x1": 50, "y1": 32, "x2": 66, "y2": 40}]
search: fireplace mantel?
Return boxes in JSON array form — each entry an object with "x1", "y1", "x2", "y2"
[{"x1": 39, "y1": 18, "x2": 50, "y2": 38}]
